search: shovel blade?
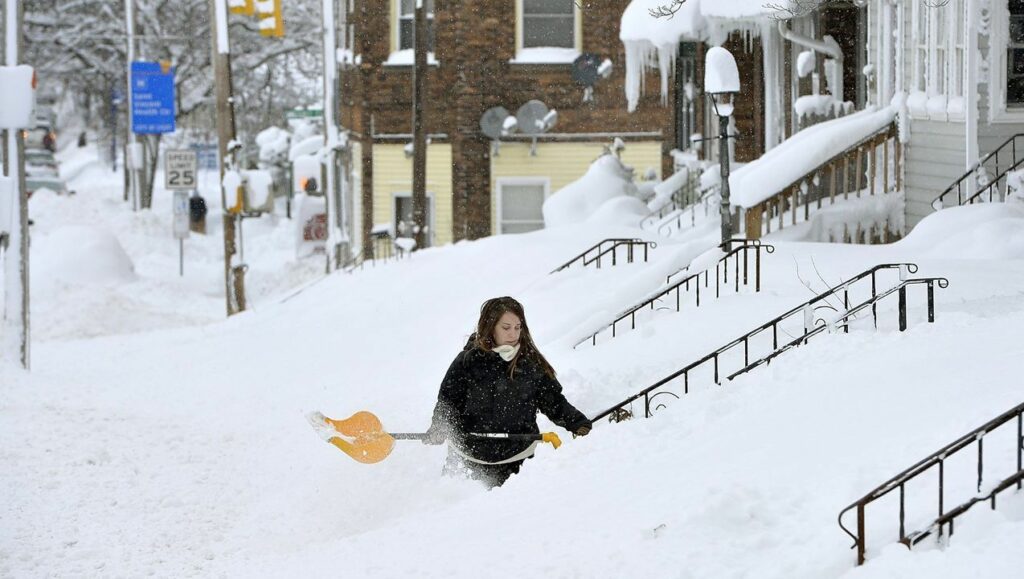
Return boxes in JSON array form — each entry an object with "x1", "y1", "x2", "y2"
[
  {"x1": 321, "y1": 411, "x2": 396, "y2": 464},
  {"x1": 328, "y1": 432, "x2": 395, "y2": 464}
]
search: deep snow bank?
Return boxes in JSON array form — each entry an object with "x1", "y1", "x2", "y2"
[{"x1": 543, "y1": 154, "x2": 647, "y2": 228}]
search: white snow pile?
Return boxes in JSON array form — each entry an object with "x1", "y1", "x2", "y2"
[
  {"x1": 244, "y1": 169, "x2": 275, "y2": 210},
  {"x1": 701, "y1": 0, "x2": 788, "y2": 19},
  {"x1": 32, "y1": 224, "x2": 136, "y2": 286},
  {"x1": 795, "y1": 94, "x2": 851, "y2": 120},
  {"x1": 649, "y1": 166, "x2": 691, "y2": 212},
  {"x1": 543, "y1": 154, "x2": 647, "y2": 227},
  {"x1": 894, "y1": 202, "x2": 1024, "y2": 260},
  {"x1": 729, "y1": 106, "x2": 896, "y2": 208},
  {"x1": 801, "y1": 190, "x2": 906, "y2": 243},
  {"x1": 256, "y1": 126, "x2": 291, "y2": 167}
]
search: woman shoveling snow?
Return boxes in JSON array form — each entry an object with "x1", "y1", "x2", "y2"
[{"x1": 309, "y1": 296, "x2": 591, "y2": 488}]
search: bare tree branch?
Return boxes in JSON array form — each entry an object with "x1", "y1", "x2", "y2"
[{"x1": 649, "y1": 0, "x2": 688, "y2": 19}]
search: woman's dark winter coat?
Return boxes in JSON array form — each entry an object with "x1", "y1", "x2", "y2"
[{"x1": 429, "y1": 339, "x2": 591, "y2": 465}]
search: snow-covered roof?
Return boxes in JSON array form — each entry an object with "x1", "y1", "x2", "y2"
[
  {"x1": 620, "y1": 0, "x2": 780, "y2": 112},
  {"x1": 701, "y1": 0, "x2": 787, "y2": 20},
  {"x1": 620, "y1": 0, "x2": 705, "y2": 45},
  {"x1": 729, "y1": 106, "x2": 897, "y2": 209}
]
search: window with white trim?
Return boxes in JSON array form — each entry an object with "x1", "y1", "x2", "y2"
[
  {"x1": 952, "y1": 0, "x2": 966, "y2": 98},
  {"x1": 520, "y1": 0, "x2": 576, "y2": 49},
  {"x1": 910, "y1": 0, "x2": 966, "y2": 115},
  {"x1": 498, "y1": 180, "x2": 547, "y2": 234},
  {"x1": 913, "y1": 0, "x2": 929, "y2": 93},
  {"x1": 398, "y1": 0, "x2": 434, "y2": 52},
  {"x1": 934, "y1": 1, "x2": 948, "y2": 95},
  {"x1": 1008, "y1": 0, "x2": 1024, "y2": 107},
  {"x1": 394, "y1": 192, "x2": 434, "y2": 247}
]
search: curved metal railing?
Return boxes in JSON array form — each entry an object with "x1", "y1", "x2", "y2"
[
  {"x1": 551, "y1": 238, "x2": 657, "y2": 274},
  {"x1": 574, "y1": 239, "x2": 774, "y2": 348},
  {"x1": 656, "y1": 186, "x2": 720, "y2": 238},
  {"x1": 838, "y1": 401, "x2": 1024, "y2": 566},
  {"x1": 933, "y1": 133, "x2": 1024, "y2": 210},
  {"x1": 590, "y1": 264, "x2": 943, "y2": 423},
  {"x1": 731, "y1": 276, "x2": 949, "y2": 379}
]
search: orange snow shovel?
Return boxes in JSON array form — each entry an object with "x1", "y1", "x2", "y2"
[{"x1": 308, "y1": 411, "x2": 562, "y2": 464}]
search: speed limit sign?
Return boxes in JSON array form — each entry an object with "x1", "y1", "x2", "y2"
[{"x1": 165, "y1": 149, "x2": 198, "y2": 190}]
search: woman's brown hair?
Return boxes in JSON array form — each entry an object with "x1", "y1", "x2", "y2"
[{"x1": 473, "y1": 296, "x2": 556, "y2": 379}]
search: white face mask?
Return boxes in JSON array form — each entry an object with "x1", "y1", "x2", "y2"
[{"x1": 492, "y1": 343, "x2": 520, "y2": 362}]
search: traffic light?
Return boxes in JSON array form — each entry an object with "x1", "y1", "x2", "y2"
[
  {"x1": 227, "y1": 0, "x2": 254, "y2": 16},
  {"x1": 256, "y1": 0, "x2": 284, "y2": 38}
]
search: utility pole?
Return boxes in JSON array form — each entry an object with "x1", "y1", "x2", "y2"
[
  {"x1": 2, "y1": 0, "x2": 30, "y2": 369},
  {"x1": 124, "y1": 0, "x2": 141, "y2": 211},
  {"x1": 210, "y1": 0, "x2": 246, "y2": 315},
  {"x1": 322, "y1": 0, "x2": 345, "y2": 271},
  {"x1": 411, "y1": 0, "x2": 428, "y2": 250}
]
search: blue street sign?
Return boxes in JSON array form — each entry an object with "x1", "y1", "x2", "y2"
[{"x1": 130, "y1": 61, "x2": 176, "y2": 134}]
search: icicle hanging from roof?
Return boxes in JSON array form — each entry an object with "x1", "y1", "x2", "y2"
[{"x1": 620, "y1": 0, "x2": 779, "y2": 111}]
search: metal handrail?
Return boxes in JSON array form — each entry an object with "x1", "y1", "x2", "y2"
[
  {"x1": 574, "y1": 239, "x2": 774, "y2": 348},
  {"x1": 590, "y1": 263, "x2": 936, "y2": 423},
  {"x1": 641, "y1": 167, "x2": 702, "y2": 230},
  {"x1": 641, "y1": 199, "x2": 682, "y2": 229},
  {"x1": 657, "y1": 186, "x2": 719, "y2": 237},
  {"x1": 343, "y1": 233, "x2": 410, "y2": 273},
  {"x1": 729, "y1": 277, "x2": 949, "y2": 380},
  {"x1": 838, "y1": 401, "x2": 1024, "y2": 566},
  {"x1": 933, "y1": 133, "x2": 1024, "y2": 209},
  {"x1": 551, "y1": 238, "x2": 657, "y2": 274},
  {"x1": 962, "y1": 156, "x2": 1024, "y2": 206}
]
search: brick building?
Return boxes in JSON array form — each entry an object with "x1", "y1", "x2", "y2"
[{"x1": 339, "y1": 0, "x2": 681, "y2": 251}]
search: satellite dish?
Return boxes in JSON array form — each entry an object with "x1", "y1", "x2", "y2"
[
  {"x1": 572, "y1": 53, "x2": 602, "y2": 87},
  {"x1": 480, "y1": 106, "x2": 511, "y2": 140},
  {"x1": 516, "y1": 100, "x2": 550, "y2": 136}
]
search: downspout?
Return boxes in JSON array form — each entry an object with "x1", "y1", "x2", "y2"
[{"x1": 778, "y1": 19, "x2": 844, "y2": 102}]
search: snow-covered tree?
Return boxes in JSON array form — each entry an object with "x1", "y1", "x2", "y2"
[{"x1": 22, "y1": 0, "x2": 324, "y2": 203}]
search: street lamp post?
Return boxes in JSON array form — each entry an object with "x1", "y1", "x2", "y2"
[{"x1": 704, "y1": 46, "x2": 740, "y2": 246}]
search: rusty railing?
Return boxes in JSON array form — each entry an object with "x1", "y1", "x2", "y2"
[
  {"x1": 551, "y1": 238, "x2": 657, "y2": 274},
  {"x1": 743, "y1": 122, "x2": 902, "y2": 243},
  {"x1": 838, "y1": 401, "x2": 1024, "y2": 566}
]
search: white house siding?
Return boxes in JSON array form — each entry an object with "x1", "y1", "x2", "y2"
[
  {"x1": 977, "y1": 20, "x2": 1024, "y2": 173},
  {"x1": 905, "y1": 119, "x2": 966, "y2": 228}
]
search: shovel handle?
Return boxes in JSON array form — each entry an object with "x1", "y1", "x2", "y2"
[{"x1": 390, "y1": 432, "x2": 551, "y2": 442}]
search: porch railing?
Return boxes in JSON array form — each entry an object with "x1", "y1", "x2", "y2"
[
  {"x1": 743, "y1": 122, "x2": 901, "y2": 243},
  {"x1": 932, "y1": 133, "x2": 1024, "y2": 209},
  {"x1": 838, "y1": 401, "x2": 1024, "y2": 566}
]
